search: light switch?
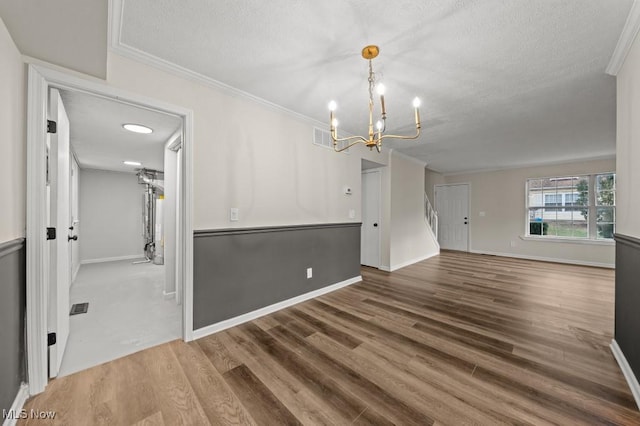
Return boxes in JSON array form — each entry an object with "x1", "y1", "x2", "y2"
[
  {"x1": 349, "y1": 209, "x2": 356, "y2": 219},
  {"x1": 230, "y1": 208, "x2": 239, "y2": 221}
]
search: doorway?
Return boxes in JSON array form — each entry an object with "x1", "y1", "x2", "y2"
[
  {"x1": 435, "y1": 184, "x2": 470, "y2": 251},
  {"x1": 26, "y1": 65, "x2": 194, "y2": 395},
  {"x1": 361, "y1": 170, "x2": 381, "y2": 268}
]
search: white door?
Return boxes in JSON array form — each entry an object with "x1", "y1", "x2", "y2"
[
  {"x1": 361, "y1": 171, "x2": 381, "y2": 267},
  {"x1": 435, "y1": 184, "x2": 469, "y2": 251},
  {"x1": 48, "y1": 89, "x2": 71, "y2": 378}
]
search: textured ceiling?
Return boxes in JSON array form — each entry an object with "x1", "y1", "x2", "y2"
[
  {"x1": 116, "y1": 0, "x2": 631, "y2": 173},
  {"x1": 59, "y1": 89, "x2": 182, "y2": 173},
  {"x1": 0, "y1": 0, "x2": 108, "y2": 78}
]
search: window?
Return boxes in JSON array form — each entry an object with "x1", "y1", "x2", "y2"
[{"x1": 526, "y1": 173, "x2": 615, "y2": 240}]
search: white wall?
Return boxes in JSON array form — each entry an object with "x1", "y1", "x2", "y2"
[
  {"x1": 425, "y1": 168, "x2": 446, "y2": 205},
  {"x1": 616, "y1": 27, "x2": 640, "y2": 240},
  {"x1": 0, "y1": 16, "x2": 25, "y2": 243},
  {"x1": 106, "y1": 52, "x2": 394, "y2": 231},
  {"x1": 104, "y1": 53, "x2": 437, "y2": 268},
  {"x1": 79, "y1": 169, "x2": 144, "y2": 262},
  {"x1": 443, "y1": 158, "x2": 616, "y2": 267},
  {"x1": 386, "y1": 151, "x2": 440, "y2": 270}
]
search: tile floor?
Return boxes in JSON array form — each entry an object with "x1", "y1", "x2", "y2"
[{"x1": 58, "y1": 260, "x2": 181, "y2": 376}]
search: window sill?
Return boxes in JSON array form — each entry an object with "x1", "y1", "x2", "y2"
[{"x1": 519, "y1": 235, "x2": 615, "y2": 246}]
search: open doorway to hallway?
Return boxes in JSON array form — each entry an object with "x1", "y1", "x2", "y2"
[{"x1": 48, "y1": 87, "x2": 184, "y2": 377}]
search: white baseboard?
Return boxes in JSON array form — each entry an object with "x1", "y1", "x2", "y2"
[
  {"x1": 380, "y1": 251, "x2": 439, "y2": 272},
  {"x1": 610, "y1": 339, "x2": 640, "y2": 410},
  {"x1": 3, "y1": 383, "x2": 29, "y2": 426},
  {"x1": 469, "y1": 249, "x2": 614, "y2": 269},
  {"x1": 162, "y1": 291, "x2": 176, "y2": 300},
  {"x1": 81, "y1": 254, "x2": 145, "y2": 265},
  {"x1": 192, "y1": 275, "x2": 362, "y2": 340}
]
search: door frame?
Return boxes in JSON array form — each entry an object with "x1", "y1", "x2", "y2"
[
  {"x1": 361, "y1": 169, "x2": 382, "y2": 268},
  {"x1": 26, "y1": 64, "x2": 195, "y2": 395},
  {"x1": 433, "y1": 183, "x2": 471, "y2": 252}
]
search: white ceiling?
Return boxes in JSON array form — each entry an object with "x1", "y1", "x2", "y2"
[
  {"x1": 116, "y1": 0, "x2": 631, "y2": 173},
  {"x1": 0, "y1": 0, "x2": 108, "y2": 78},
  {"x1": 59, "y1": 89, "x2": 182, "y2": 173}
]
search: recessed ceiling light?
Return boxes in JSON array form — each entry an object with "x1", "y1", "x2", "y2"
[
  {"x1": 123, "y1": 123, "x2": 153, "y2": 134},
  {"x1": 123, "y1": 161, "x2": 142, "y2": 166}
]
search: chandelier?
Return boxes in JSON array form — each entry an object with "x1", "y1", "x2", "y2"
[{"x1": 328, "y1": 45, "x2": 421, "y2": 153}]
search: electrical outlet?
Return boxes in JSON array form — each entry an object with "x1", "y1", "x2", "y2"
[
  {"x1": 230, "y1": 208, "x2": 239, "y2": 221},
  {"x1": 510, "y1": 240, "x2": 517, "y2": 248},
  {"x1": 306, "y1": 267, "x2": 312, "y2": 279}
]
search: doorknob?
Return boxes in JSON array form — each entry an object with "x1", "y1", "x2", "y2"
[
  {"x1": 68, "y1": 235, "x2": 78, "y2": 241},
  {"x1": 373, "y1": 223, "x2": 378, "y2": 227}
]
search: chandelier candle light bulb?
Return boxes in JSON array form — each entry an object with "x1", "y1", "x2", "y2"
[{"x1": 327, "y1": 45, "x2": 422, "y2": 152}]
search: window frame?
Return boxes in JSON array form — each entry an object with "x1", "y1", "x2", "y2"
[{"x1": 525, "y1": 172, "x2": 616, "y2": 242}]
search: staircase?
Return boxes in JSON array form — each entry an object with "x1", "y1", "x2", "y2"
[{"x1": 425, "y1": 192, "x2": 438, "y2": 241}]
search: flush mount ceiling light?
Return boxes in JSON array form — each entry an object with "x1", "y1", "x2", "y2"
[
  {"x1": 123, "y1": 160, "x2": 142, "y2": 166},
  {"x1": 328, "y1": 45, "x2": 421, "y2": 153},
  {"x1": 123, "y1": 123, "x2": 153, "y2": 134}
]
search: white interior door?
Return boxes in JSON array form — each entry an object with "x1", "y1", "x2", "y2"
[
  {"x1": 435, "y1": 184, "x2": 469, "y2": 251},
  {"x1": 48, "y1": 88, "x2": 71, "y2": 378},
  {"x1": 361, "y1": 170, "x2": 381, "y2": 267}
]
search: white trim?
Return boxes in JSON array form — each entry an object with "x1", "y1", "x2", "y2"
[
  {"x1": 26, "y1": 63, "x2": 195, "y2": 395},
  {"x1": 440, "y1": 154, "x2": 616, "y2": 177},
  {"x1": 610, "y1": 339, "x2": 640, "y2": 410},
  {"x1": 469, "y1": 249, "x2": 615, "y2": 269},
  {"x1": 519, "y1": 235, "x2": 615, "y2": 246},
  {"x1": 162, "y1": 290, "x2": 176, "y2": 300},
  {"x1": 26, "y1": 66, "x2": 49, "y2": 396},
  {"x1": 606, "y1": 0, "x2": 640, "y2": 76},
  {"x1": 182, "y1": 111, "x2": 195, "y2": 341},
  {"x1": 192, "y1": 276, "x2": 362, "y2": 340},
  {"x1": 80, "y1": 254, "x2": 145, "y2": 265},
  {"x1": 2, "y1": 383, "x2": 29, "y2": 426},
  {"x1": 380, "y1": 252, "x2": 439, "y2": 272}
]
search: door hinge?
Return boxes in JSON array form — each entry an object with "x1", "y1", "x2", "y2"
[
  {"x1": 47, "y1": 120, "x2": 57, "y2": 134},
  {"x1": 46, "y1": 227, "x2": 56, "y2": 240},
  {"x1": 47, "y1": 332, "x2": 56, "y2": 346}
]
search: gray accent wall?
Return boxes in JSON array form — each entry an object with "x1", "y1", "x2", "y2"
[
  {"x1": 194, "y1": 223, "x2": 361, "y2": 329},
  {"x1": 615, "y1": 233, "x2": 640, "y2": 379},
  {"x1": 0, "y1": 238, "x2": 26, "y2": 414}
]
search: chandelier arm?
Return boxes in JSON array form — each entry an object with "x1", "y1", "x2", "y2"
[
  {"x1": 378, "y1": 127, "x2": 421, "y2": 142},
  {"x1": 333, "y1": 138, "x2": 369, "y2": 153},
  {"x1": 331, "y1": 134, "x2": 369, "y2": 144}
]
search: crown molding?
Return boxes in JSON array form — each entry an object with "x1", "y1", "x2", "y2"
[
  {"x1": 606, "y1": 0, "x2": 640, "y2": 76},
  {"x1": 108, "y1": 0, "x2": 327, "y2": 130},
  {"x1": 441, "y1": 154, "x2": 616, "y2": 177}
]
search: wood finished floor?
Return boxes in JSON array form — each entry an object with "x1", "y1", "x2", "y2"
[{"x1": 20, "y1": 251, "x2": 640, "y2": 425}]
